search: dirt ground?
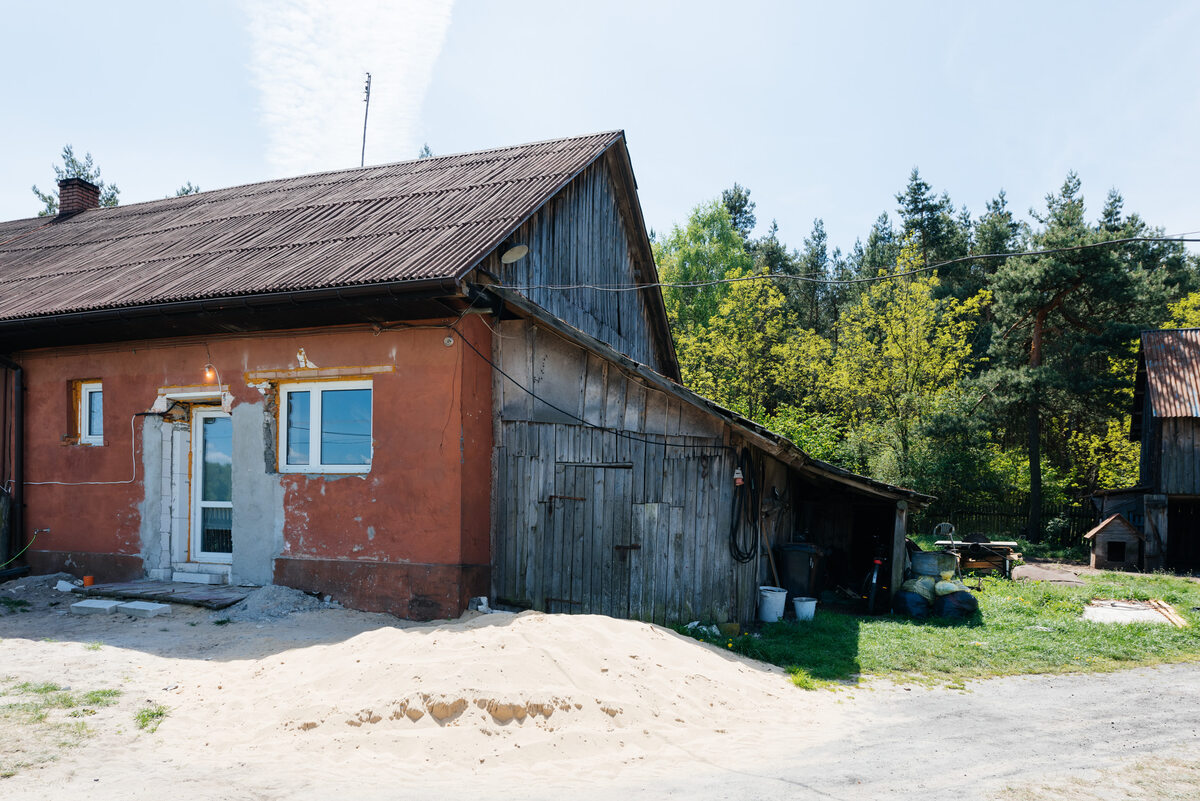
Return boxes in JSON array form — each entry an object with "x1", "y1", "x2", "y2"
[{"x1": 2, "y1": 575, "x2": 1199, "y2": 801}]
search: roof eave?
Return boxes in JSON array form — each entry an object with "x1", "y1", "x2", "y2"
[{"x1": 483, "y1": 285, "x2": 933, "y2": 507}]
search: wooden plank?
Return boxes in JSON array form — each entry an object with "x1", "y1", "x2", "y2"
[
  {"x1": 670, "y1": 504, "x2": 685, "y2": 625},
  {"x1": 644, "y1": 388, "x2": 667, "y2": 436},
  {"x1": 493, "y1": 447, "x2": 508, "y2": 600},
  {"x1": 545, "y1": 463, "x2": 564, "y2": 611},
  {"x1": 608, "y1": 466, "x2": 628, "y2": 618},
  {"x1": 597, "y1": 465, "x2": 612, "y2": 616},
  {"x1": 505, "y1": 452, "x2": 520, "y2": 602},
  {"x1": 631, "y1": 434, "x2": 646, "y2": 505},
  {"x1": 529, "y1": 327, "x2": 587, "y2": 425},
  {"x1": 512, "y1": 454, "x2": 526, "y2": 604},
  {"x1": 657, "y1": 459, "x2": 674, "y2": 625},
  {"x1": 701, "y1": 454, "x2": 719, "y2": 621},
  {"x1": 716, "y1": 452, "x2": 735, "y2": 622},
  {"x1": 579, "y1": 464, "x2": 594, "y2": 613},
  {"x1": 610, "y1": 469, "x2": 629, "y2": 618},
  {"x1": 503, "y1": 322, "x2": 535, "y2": 423},
  {"x1": 629, "y1": 504, "x2": 647, "y2": 621},
  {"x1": 571, "y1": 466, "x2": 588, "y2": 612},
  {"x1": 651, "y1": 502, "x2": 668, "y2": 625},
  {"x1": 682, "y1": 456, "x2": 698, "y2": 622},
  {"x1": 624, "y1": 381, "x2": 646, "y2": 432},
  {"x1": 1187, "y1": 421, "x2": 1197, "y2": 494},
  {"x1": 583, "y1": 354, "x2": 607, "y2": 427}
]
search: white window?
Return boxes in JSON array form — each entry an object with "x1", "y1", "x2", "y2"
[
  {"x1": 278, "y1": 380, "x2": 373, "y2": 473},
  {"x1": 79, "y1": 381, "x2": 103, "y2": 445}
]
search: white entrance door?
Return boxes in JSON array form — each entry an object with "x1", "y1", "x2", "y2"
[{"x1": 191, "y1": 409, "x2": 233, "y2": 564}]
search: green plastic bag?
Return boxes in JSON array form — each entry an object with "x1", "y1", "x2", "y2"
[{"x1": 902, "y1": 575, "x2": 937, "y2": 602}]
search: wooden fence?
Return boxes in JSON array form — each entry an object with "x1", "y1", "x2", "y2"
[{"x1": 912, "y1": 498, "x2": 1098, "y2": 547}]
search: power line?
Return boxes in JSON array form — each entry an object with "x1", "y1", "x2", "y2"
[
  {"x1": 450, "y1": 323, "x2": 731, "y2": 454},
  {"x1": 501, "y1": 234, "x2": 1200, "y2": 292}
]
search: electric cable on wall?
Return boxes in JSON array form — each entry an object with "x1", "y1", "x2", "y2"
[{"x1": 26, "y1": 415, "x2": 152, "y2": 487}]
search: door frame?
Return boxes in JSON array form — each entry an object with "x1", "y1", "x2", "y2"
[{"x1": 190, "y1": 407, "x2": 233, "y2": 564}]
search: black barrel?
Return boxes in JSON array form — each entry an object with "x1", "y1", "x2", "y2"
[{"x1": 775, "y1": 542, "x2": 824, "y2": 600}]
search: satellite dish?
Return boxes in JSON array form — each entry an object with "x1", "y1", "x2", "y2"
[{"x1": 500, "y1": 244, "x2": 529, "y2": 264}]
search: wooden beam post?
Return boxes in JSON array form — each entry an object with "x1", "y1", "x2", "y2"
[
  {"x1": 1144, "y1": 494, "x2": 1168, "y2": 571},
  {"x1": 891, "y1": 501, "x2": 908, "y2": 604}
]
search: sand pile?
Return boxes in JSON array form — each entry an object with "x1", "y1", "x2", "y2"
[
  {"x1": 0, "y1": 604, "x2": 846, "y2": 799},
  {"x1": 254, "y1": 610, "x2": 797, "y2": 738},
  {"x1": 219, "y1": 584, "x2": 324, "y2": 622}
]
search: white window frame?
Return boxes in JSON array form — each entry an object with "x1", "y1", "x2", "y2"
[
  {"x1": 191, "y1": 407, "x2": 234, "y2": 564},
  {"x1": 277, "y1": 380, "x2": 373, "y2": 473},
  {"x1": 79, "y1": 381, "x2": 103, "y2": 446}
]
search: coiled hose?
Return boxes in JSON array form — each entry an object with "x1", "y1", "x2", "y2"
[{"x1": 729, "y1": 447, "x2": 761, "y2": 563}]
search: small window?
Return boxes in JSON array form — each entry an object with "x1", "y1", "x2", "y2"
[
  {"x1": 278, "y1": 380, "x2": 372, "y2": 473},
  {"x1": 79, "y1": 381, "x2": 103, "y2": 445}
]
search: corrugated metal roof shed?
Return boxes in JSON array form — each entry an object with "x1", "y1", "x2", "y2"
[
  {"x1": 1141, "y1": 329, "x2": 1200, "y2": 418},
  {"x1": 0, "y1": 131, "x2": 622, "y2": 322}
]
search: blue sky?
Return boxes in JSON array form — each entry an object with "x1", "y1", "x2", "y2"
[{"x1": 2, "y1": 1, "x2": 1198, "y2": 256}]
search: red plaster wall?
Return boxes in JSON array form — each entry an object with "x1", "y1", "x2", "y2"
[{"x1": 14, "y1": 318, "x2": 494, "y2": 611}]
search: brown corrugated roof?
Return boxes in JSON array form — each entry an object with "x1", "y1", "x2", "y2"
[
  {"x1": 1141, "y1": 329, "x2": 1200, "y2": 418},
  {"x1": 0, "y1": 131, "x2": 622, "y2": 321}
]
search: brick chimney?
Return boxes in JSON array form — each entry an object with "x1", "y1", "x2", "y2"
[{"x1": 57, "y1": 177, "x2": 101, "y2": 216}]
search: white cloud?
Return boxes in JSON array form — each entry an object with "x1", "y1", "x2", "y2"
[{"x1": 246, "y1": 0, "x2": 455, "y2": 177}]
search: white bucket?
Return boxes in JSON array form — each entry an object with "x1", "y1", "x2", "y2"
[
  {"x1": 758, "y1": 586, "x2": 787, "y2": 623},
  {"x1": 792, "y1": 596, "x2": 817, "y2": 622}
]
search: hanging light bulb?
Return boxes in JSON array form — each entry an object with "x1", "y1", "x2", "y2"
[{"x1": 204, "y1": 364, "x2": 216, "y2": 382}]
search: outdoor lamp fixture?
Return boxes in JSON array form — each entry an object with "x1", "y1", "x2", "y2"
[
  {"x1": 204, "y1": 363, "x2": 218, "y2": 383},
  {"x1": 499, "y1": 243, "x2": 529, "y2": 264}
]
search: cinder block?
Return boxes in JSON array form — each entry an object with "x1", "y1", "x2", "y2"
[
  {"x1": 118, "y1": 601, "x2": 172, "y2": 618},
  {"x1": 172, "y1": 571, "x2": 225, "y2": 585},
  {"x1": 70, "y1": 599, "x2": 122, "y2": 615}
]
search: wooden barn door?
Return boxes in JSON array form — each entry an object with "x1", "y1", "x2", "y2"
[
  {"x1": 1167, "y1": 499, "x2": 1200, "y2": 573},
  {"x1": 543, "y1": 463, "x2": 634, "y2": 617}
]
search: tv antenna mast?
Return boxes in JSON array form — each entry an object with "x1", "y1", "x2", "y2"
[{"x1": 361, "y1": 72, "x2": 372, "y2": 167}]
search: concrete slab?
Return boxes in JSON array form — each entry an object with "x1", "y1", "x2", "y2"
[
  {"x1": 117, "y1": 601, "x2": 172, "y2": 618},
  {"x1": 1083, "y1": 600, "x2": 1170, "y2": 624},
  {"x1": 70, "y1": 599, "x2": 123, "y2": 615}
]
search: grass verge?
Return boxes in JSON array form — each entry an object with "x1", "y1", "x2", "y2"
[
  {"x1": 0, "y1": 681, "x2": 122, "y2": 778},
  {"x1": 682, "y1": 571, "x2": 1200, "y2": 689}
]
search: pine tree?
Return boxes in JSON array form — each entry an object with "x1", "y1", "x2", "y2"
[
  {"x1": 987, "y1": 173, "x2": 1183, "y2": 536},
  {"x1": 32, "y1": 145, "x2": 120, "y2": 216},
  {"x1": 721, "y1": 183, "x2": 756, "y2": 241}
]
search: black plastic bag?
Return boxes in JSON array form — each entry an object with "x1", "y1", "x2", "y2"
[
  {"x1": 933, "y1": 590, "x2": 979, "y2": 620},
  {"x1": 892, "y1": 590, "x2": 932, "y2": 619}
]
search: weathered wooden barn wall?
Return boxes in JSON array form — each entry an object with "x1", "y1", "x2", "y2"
[
  {"x1": 1158, "y1": 418, "x2": 1200, "y2": 495},
  {"x1": 482, "y1": 158, "x2": 672, "y2": 375},
  {"x1": 490, "y1": 320, "x2": 760, "y2": 624}
]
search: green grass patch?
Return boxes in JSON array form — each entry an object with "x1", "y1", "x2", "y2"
[
  {"x1": 1013, "y1": 538, "x2": 1090, "y2": 563},
  {"x1": 681, "y1": 571, "x2": 1200, "y2": 689},
  {"x1": 0, "y1": 597, "x2": 30, "y2": 614},
  {"x1": 82, "y1": 689, "x2": 121, "y2": 706},
  {"x1": 0, "y1": 681, "x2": 123, "y2": 777},
  {"x1": 135, "y1": 704, "x2": 168, "y2": 732}
]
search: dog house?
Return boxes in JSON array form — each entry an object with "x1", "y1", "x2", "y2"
[{"x1": 1084, "y1": 514, "x2": 1143, "y2": 571}]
